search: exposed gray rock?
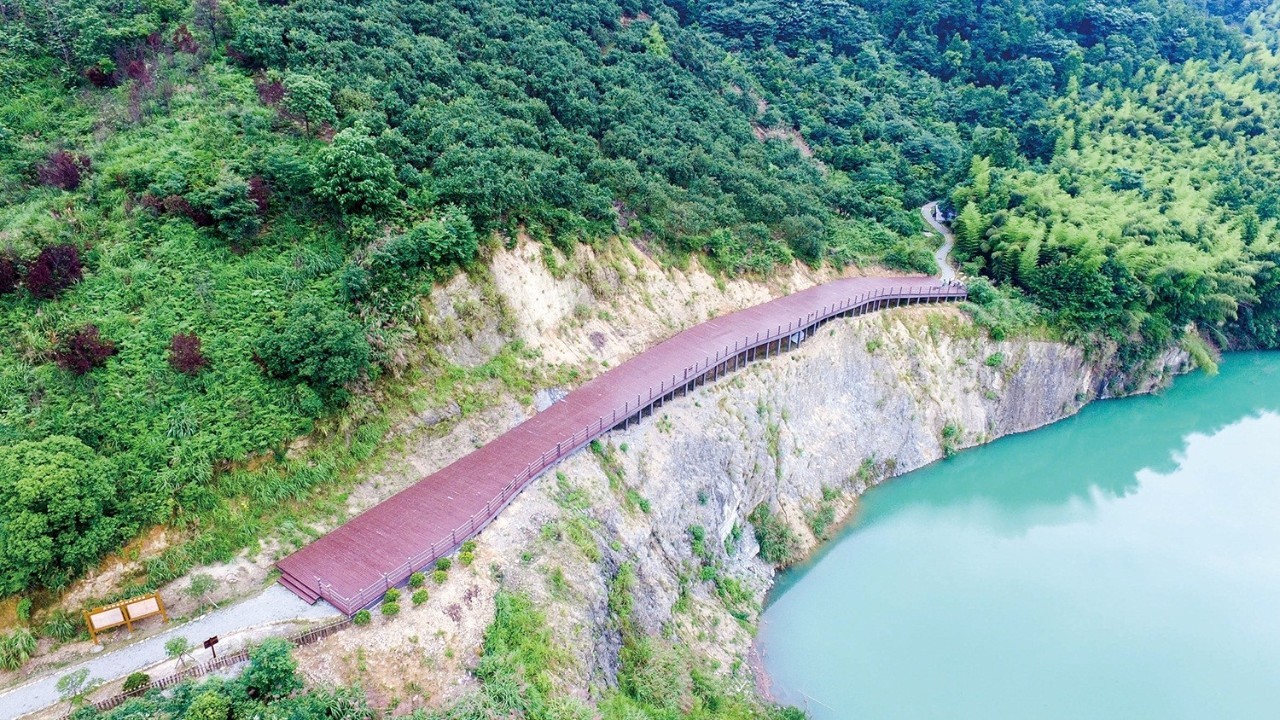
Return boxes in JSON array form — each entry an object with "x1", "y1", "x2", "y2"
[
  {"x1": 403, "y1": 307, "x2": 1193, "y2": 701},
  {"x1": 534, "y1": 387, "x2": 570, "y2": 412}
]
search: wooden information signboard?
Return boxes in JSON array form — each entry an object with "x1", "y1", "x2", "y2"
[{"x1": 84, "y1": 593, "x2": 168, "y2": 644}]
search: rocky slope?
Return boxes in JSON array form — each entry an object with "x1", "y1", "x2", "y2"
[{"x1": 292, "y1": 241, "x2": 1191, "y2": 711}]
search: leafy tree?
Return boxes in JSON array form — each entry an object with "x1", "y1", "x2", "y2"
[
  {"x1": 257, "y1": 296, "x2": 371, "y2": 402},
  {"x1": 165, "y1": 636, "x2": 192, "y2": 664},
  {"x1": 56, "y1": 668, "x2": 93, "y2": 702},
  {"x1": 953, "y1": 202, "x2": 985, "y2": 257},
  {"x1": 312, "y1": 125, "x2": 400, "y2": 215},
  {"x1": 185, "y1": 573, "x2": 218, "y2": 610},
  {"x1": 0, "y1": 436, "x2": 119, "y2": 594},
  {"x1": 281, "y1": 73, "x2": 335, "y2": 135},
  {"x1": 184, "y1": 690, "x2": 231, "y2": 720},
  {"x1": 196, "y1": 172, "x2": 262, "y2": 242},
  {"x1": 644, "y1": 23, "x2": 671, "y2": 58},
  {"x1": 240, "y1": 637, "x2": 301, "y2": 701}
]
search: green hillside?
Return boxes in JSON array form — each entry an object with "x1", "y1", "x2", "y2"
[
  {"x1": 0, "y1": 0, "x2": 1274, "y2": 622},
  {"x1": 948, "y1": 11, "x2": 1280, "y2": 355}
]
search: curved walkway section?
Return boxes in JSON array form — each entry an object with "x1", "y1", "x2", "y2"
[
  {"x1": 921, "y1": 202, "x2": 958, "y2": 281},
  {"x1": 277, "y1": 276, "x2": 966, "y2": 613}
]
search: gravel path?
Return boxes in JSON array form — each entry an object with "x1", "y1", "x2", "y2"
[
  {"x1": 2, "y1": 585, "x2": 339, "y2": 720},
  {"x1": 921, "y1": 202, "x2": 958, "y2": 281}
]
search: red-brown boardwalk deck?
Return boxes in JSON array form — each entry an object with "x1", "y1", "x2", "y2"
[{"x1": 277, "y1": 275, "x2": 965, "y2": 613}]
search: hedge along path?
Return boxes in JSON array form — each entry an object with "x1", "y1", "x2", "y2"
[{"x1": 277, "y1": 274, "x2": 966, "y2": 614}]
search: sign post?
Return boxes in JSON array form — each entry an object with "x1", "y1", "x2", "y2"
[{"x1": 204, "y1": 635, "x2": 219, "y2": 659}]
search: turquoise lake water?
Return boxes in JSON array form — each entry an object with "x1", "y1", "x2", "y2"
[{"x1": 759, "y1": 352, "x2": 1280, "y2": 719}]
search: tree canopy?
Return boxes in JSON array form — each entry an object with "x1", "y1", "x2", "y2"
[{"x1": 0, "y1": 0, "x2": 1274, "y2": 598}]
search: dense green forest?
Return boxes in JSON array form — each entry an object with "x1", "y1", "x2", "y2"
[
  {"x1": 947, "y1": 8, "x2": 1280, "y2": 354},
  {"x1": 1, "y1": 0, "x2": 1277, "y2": 684}
]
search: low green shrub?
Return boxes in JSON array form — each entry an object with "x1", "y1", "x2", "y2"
[
  {"x1": 352, "y1": 610, "x2": 372, "y2": 626},
  {"x1": 459, "y1": 551, "x2": 474, "y2": 567},
  {"x1": 383, "y1": 588, "x2": 401, "y2": 603},
  {"x1": 0, "y1": 629, "x2": 37, "y2": 671},
  {"x1": 123, "y1": 672, "x2": 150, "y2": 692},
  {"x1": 164, "y1": 637, "x2": 190, "y2": 659},
  {"x1": 381, "y1": 602, "x2": 400, "y2": 617},
  {"x1": 435, "y1": 557, "x2": 452, "y2": 571},
  {"x1": 747, "y1": 505, "x2": 799, "y2": 567},
  {"x1": 808, "y1": 504, "x2": 837, "y2": 540},
  {"x1": 460, "y1": 540, "x2": 477, "y2": 554},
  {"x1": 412, "y1": 589, "x2": 429, "y2": 606},
  {"x1": 408, "y1": 572, "x2": 426, "y2": 589},
  {"x1": 941, "y1": 422, "x2": 962, "y2": 458},
  {"x1": 432, "y1": 569, "x2": 448, "y2": 584},
  {"x1": 41, "y1": 611, "x2": 81, "y2": 642},
  {"x1": 1181, "y1": 333, "x2": 1220, "y2": 376}
]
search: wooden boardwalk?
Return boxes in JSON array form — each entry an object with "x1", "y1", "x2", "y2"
[{"x1": 277, "y1": 275, "x2": 966, "y2": 613}]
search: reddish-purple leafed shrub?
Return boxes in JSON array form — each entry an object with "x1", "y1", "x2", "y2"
[
  {"x1": 225, "y1": 43, "x2": 251, "y2": 68},
  {"x1": 248, "y1": 176, "x2": 271, "y2": 216},
  {"x1": 168, "y1": 333, "x2": 209, "y2": 375},
  {"x1": 0, "y1": 256, "x2": 20, "y2": 295},
  {"x1": 146, "y1": 31, "x2": 163, "y2": 52},
  {"x1": 256, "y1": 79, "x2": 285, "y2": 105},
  {"x1": 27, "y1": 245, "x2": 83, "y2": 299},
  {"x1": 55, "y1": 325, "x2": 117, "y2": 375},
  {"x1": 138, "y1": 193, "x2": 165, "y2": 213},
  {"x1": 37, "y1": 151, "x2": 91, "y2": 191},
  {"x1": 161, "y1": 194, "x2": 193, "y2": 216},
  {"x1": 162, "y1": 194, "x2": 214, "y2": 227},
  {"x1": 124, "y1": 59, "x2": 152, "y2": 87},
  {"x1": 173, "y1": 25, "x2": 201, "y2": 54},
  {"x1": 84, "y1": 66, "x2": 118, "y2": 88}
]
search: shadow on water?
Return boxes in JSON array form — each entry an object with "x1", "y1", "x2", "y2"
[{"x1": 770, "y1": 352, "x2": 1280, "y2": 603}]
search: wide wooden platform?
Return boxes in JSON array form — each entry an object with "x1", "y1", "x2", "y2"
[{"x1": 277, "y1": 275, "x2": 965, "y2": 613}]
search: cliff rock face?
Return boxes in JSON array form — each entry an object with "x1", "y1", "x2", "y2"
[
  {"x1": 486, "y1": 310, "x2": 1187, "y2": 684},
  {"x1": 295, "y1": 247, "x2": 1190, "y2": 708}
]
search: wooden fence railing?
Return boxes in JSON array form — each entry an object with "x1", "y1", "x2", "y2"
[{"x1": 51, "y1": 616, "x2": 352, "y2": 718}]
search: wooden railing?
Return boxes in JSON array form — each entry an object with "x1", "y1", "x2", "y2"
[
  {"x1": 299, "y1": 284, "x2": 966, "y2": 613},
  {"x1": 52, "y1": 617, "x2": 352, "y2": 718}
]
